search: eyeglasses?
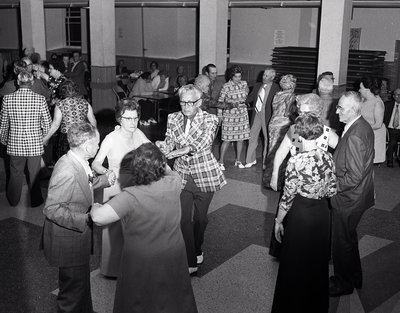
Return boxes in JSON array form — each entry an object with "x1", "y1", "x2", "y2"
[
  {"x1": 336, "y1": 105, "x2": 345, "y2": 111},
  {"x1": 121, "y1": 116, "x2": 139, "y2": 122},
  {"x1": 180, "y1": 98, "x2": 201, "y2": 107}
]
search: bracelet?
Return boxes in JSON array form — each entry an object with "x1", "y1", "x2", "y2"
[{"x1": 275, "y1": 218, "x2": 283, "y2": 224}]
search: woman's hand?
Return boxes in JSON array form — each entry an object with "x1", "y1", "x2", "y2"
[
  {"x1": 274, "y1": 220, "x2": 284, "y2": 243},
  {"x1": 105, "y1": 170, "x2": 116, "y2": 186},
  {"x1": 270, "y1": 172, "x2": 278, "y2": 191}
]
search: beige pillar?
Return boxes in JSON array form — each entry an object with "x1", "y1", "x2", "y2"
[
  {"x1": 318, "y1": 0, "x2": 352, "y2": 95},
  {"x1": 199, "y1": 0, "x2": 229, "y2": 75},
  {"x1": 20, "y1": 0, "x2": 46, "y2": 59},
  {"x1": 89, "y1": 0, "x2": 116, "y2": 113}
]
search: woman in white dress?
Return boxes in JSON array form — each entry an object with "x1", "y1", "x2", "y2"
[
  {"x1": 92, "y1": 98, "x2": 150, "y2": 277},
  {"x1": 359, "y1": 76, "x2": 386, "y2": 164}
]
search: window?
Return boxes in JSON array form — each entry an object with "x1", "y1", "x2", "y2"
[{"x1": 65, "y1": 8, "x2": 81, "y2": 47}]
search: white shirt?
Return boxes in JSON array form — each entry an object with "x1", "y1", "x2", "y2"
[
  {"x1": 342, "y1": 115, "x2": 361, "y2": 137},
  {"x1": 389, "y1": 102, "x2": 400, "y2": 129}
]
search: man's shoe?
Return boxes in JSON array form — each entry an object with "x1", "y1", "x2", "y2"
[
  {"x1": 189, "y1": 267, "x2": 198, "y2": 276},
  {"x1": 244, "y1": 160, "x2": 257, "y2": 168},
  {"x1": 329, "y1": 285, "x2": 353, "y2": 297},
  {"x1": 197, "y1": 253, "x2": 204, "y2": 265},
  {"x1": 387, "y1": 161, "x2": 394, "y2": 168}
]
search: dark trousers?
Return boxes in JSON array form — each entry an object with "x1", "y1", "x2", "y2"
[
  {"x1": 180, "y1": 176, "x2": 214, "y2": 267},
  {"x1": 58, "y1": 264, "x2": 93, "y2": 313},
  {"x1": 332, "y1": 206, "x2": 365, "y2": 290},
  {"x1": 387, "y1": 128, "x2": 400, "y2": 162},
  {"x1": 7, "y1": 155, "x2": 43, "y2": 207}
]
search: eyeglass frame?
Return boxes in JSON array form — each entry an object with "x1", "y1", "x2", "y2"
[
  {"x1": 180, "y1": 98, "x2": 202, "y2": 107},
  {"x1": 121, "y1": 116, "x2": 139, "y2": 122}
]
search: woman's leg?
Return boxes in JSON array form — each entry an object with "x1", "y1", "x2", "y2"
[
  {"x1": 236, "y1": 140, "x2": 243, "y2": 161},
  {"x1": 219, "y1": 141, "x2": 230, "y2": 164}
]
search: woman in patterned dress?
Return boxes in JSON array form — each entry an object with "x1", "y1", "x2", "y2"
[
  {"x1": 217, "y1": 65, "x2": 250, "y2": 170},
  {"x1": 42, "y1": 80, "x2": 97, "y2": 160},
  {"x1": 263, "y1": 74, "x2": 297, "y2": 186},
  {"x1": 271, "y1": 114, "x2": 337, "y2": 313}
]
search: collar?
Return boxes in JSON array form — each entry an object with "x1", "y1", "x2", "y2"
[
  {"x1": 69, "y1": 150, "x2": 93, "y2": 177},
  {"x1": 343, "y1": 115, "x2": 361, "y2": 136}
]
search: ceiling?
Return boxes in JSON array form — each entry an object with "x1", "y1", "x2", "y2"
[{"x1": 1, "y1": 0, "x2": 400, "y2": 8}]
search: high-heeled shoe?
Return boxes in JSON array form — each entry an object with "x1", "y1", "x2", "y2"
[{"x1": 234, "y1": 160, "x2": 245, "y2": 168}]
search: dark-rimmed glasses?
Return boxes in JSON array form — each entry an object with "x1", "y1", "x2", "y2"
[
  {"x1": 180, "y1": 98, "x2": 201, "y2": 107},
  {"x1": 121, "y1": 116, "x2": 139, "y2": 122}
]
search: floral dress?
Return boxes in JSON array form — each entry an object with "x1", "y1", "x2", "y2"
[{"x1": 218, "y1": 80, "x2": 250, "y2": 141}]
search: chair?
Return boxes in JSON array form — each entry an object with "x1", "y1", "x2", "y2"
[{"x1": 112, "y1": 87, "x2": 127, "y2": 102}]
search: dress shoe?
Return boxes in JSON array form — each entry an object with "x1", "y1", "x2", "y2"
[
  {"x1": 387, "y1": 161, "x2": 393, "y2": 168},
  {"x1": 329, "y1": 285, "x2": 353, "y2": 297},
  {"x1": 244, "y1": 160, "x2": 257, "y2": 168},
  {"x1": 197, "y1": 253, "x2": 204, "y2": 265},
  {"x1": 189, "y1": 267, "x2": 198, "y2": 276}
]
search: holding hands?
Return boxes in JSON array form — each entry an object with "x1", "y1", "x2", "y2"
[{"x1": 105, "y1": 170, "x2": 117, "y2": 186}]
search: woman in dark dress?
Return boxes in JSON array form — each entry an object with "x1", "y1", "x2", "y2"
[
  {"x1": 271, "y1": 114, "x2": 336, "y2": 313},
  {"x1": 91, "y1": 143, "x2": 197, "y2": 313}
]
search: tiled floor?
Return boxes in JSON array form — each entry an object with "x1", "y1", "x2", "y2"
[{"x1": 1, "y1": 120, "x2": 400, "y2": 313}]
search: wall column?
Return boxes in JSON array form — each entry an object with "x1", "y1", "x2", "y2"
[
  {"x1": 318, "y1": 0, "x2": 352, "y2": 95},
  {"x1": 20, "y1": 0, "x2": 46, "y2": 58},
  {"x1": 89, "y1": 0, "x2": 116, "y2": 113},
  {"x1": 199, "y1": 0, "x2": 228, "y2": 75}
]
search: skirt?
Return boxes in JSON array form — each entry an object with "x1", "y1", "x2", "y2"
[
  {"x1": 271, "y1": 195, "x2": 330, "y2": 313},
  {"x1": 221, "y1": 105, "x2": 250, "y2": 141}
]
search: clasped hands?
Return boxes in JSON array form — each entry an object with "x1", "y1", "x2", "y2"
[{"x1": 105, "y1": 170, "x2": 116, "y2": 186}]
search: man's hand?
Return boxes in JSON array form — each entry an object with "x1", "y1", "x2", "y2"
[{"x1": 165, "y1": 146, "x2": 190, "y2": 159}]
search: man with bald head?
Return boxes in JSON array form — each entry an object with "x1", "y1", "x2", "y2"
[
  {"x1": 242, "y1": 66, "x2": 280, "y2": 168},
  {"x1": 383, "y1": 88, "x2": 400, "y2": 167},
  {"x1": 330, "y1": 91, "x2": 374, "y2": 297}
]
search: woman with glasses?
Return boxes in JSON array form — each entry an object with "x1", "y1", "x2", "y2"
[
  {"x1": 92, "y1": 98, "x2": 150, "y2": 277},
  {"x1": 217, "y1": 65, "x2": 250, "y2": 170}
]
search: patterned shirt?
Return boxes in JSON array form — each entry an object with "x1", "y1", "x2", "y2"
[
  {"x1": 0, "y1": 87, "x2": 51, "y2": 156},
  {"x1": 279, "y1": 149, "x2": 337, "y2": 212},
  {"x1": 57, "y1": 97, "x2": 89, "y2": 133}
]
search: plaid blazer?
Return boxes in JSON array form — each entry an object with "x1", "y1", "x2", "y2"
[
  {"x1": 0, "y1": 87, "x2": 51, "y2": 156},
  {"x1": 160, "y1": 109, "x2": 226, "y2": 192}
]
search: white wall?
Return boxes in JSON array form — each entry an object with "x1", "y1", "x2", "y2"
[
  {"x1": 44, "y1": 8, "x2": 65, "y2": 51},
  {"x1": 0, "y1": 9, "x2": 19, "y2": 49},
  {"x1": 176, "y1": 8, "x2": 196, "y2": 58},
  {"x1": 230, "y1": 8, "x2": 319, "y2": 65},
  {"x1": 351, "y1": 8, "x2": 400, "y2": 62},
  {"x1": 115, "y1": 8, "x2": 143, "y2": 57}
]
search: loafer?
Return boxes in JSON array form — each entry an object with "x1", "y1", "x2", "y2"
[
  {"x1": 329, "y1": 285, "x2": 353, "y2": 297},
  {"x1": 189, "y1": 267, "x2": 198, "y2": 276},
  {"x1": 244, "y1": 160, "x2": 257, "y2": 168},
  {"x1": 197, "y1": 253, "x2": 204, "y2": 265}
]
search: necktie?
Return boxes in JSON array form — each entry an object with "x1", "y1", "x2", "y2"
[
  {"x1": 88, "y1": 174, "x2": 94, "y2": 185},
  {"x1": 393, "y1": 104, "x2": 399, "y2": 129},
  {"x1": 255, "y1": 85, "x2": 266, "y2": 112},
  {"x1": 184, "y1": 119, "x2": 191, "y2": 136}
]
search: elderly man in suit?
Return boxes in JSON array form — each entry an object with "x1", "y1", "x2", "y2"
[
  {"x1": 384, "y1": 88, "x2": 400, "y2": 167},
  {"x1": 241, "y1": 66, "x2": 280, "y2": 168},
  {"x1": 0, "y1": 70, "x2": 51, "y2": 207},
  {"x1": 156, "y1": 84, "x2": 226, "y2": 275},
  {"x1": 329, "y1": 91, "x2": 375, "y2": 297},
  {"x1": 41, "y1": 123, "x2": 115, "y2": 313}
]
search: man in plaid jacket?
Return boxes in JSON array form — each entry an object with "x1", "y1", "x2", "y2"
[
  {"x1": 0, "y1": 71, "x2": 51, "y2": 207},
  {"x1": 156, "y1": 84, "x2": 226, "y2": 275}
]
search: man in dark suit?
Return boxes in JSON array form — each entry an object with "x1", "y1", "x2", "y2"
[
  {"x1": 329, "y1": 91, "x2": 375, "y2": 297},
  {"x1": 41, "y1": 123, "x2": 115, "y2": 312},
  {"x1": 384, "y1": 88, "x2": 400, "y2": 167},
  {"x1": 241, "y1": 66, "x2": 280, "y2": 168},
  {"x1": 65, "y1": 51, "x2": 87, "y2": 98}
]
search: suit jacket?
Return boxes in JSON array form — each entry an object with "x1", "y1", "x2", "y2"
[
  {"x1": 0, "y1": 87, "x2": 51, "y2": 156},
  {"x1": 246, "y1": 82, "x2": 280, "y2": 125},
  {"x1": 41, "y1": 151, "x2": 109, "y2": 267},
  {"x1": 160, "y1": 109, "x2": 226, "y2": 192},
  {"x1": 383, "y1": 100, "x2": 397, "y2": 128},
  {"x1": 331, "y1": 117, "x2": 375, "y2": 214},
  {"x1": 65, "y1": 61, "x2": 87, "y2": 96}
]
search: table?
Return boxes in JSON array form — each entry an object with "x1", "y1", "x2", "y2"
[{"x1": 130, "y1": 91, "x2": 175, "y2": 122}]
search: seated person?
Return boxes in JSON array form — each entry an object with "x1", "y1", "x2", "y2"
[
  {"x1": 156, "y1": 70, "x2": 169, "y2": 91},
  {"x1": 129, "y1": 72, "x2": 154, "y2": 97}
]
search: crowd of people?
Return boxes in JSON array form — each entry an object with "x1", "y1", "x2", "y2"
[{"x1": 0, "y1": 51, "x2": 399, "y2": 313}]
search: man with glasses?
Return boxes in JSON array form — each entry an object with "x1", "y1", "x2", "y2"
[
  {"x1": 156, "y1": 84, "x2": 226, "y2": 275},
  {"x1": 329, "y1": 91, "x2": 375, "y2": 297},
  {"x1": 383, "y1": 88, "x2": 400, "y2": 167}
]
